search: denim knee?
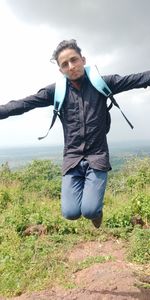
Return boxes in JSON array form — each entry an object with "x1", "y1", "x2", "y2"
[
  {"x1": 81, "y1": 204, "x2": 101, "y2": 219},
  {"x1": 62, "y1": 208, "x2": 81, "y2": 220}
]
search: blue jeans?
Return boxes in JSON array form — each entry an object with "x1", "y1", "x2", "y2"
[{"x1": 61, "y1": 159, "x2": 108, "y2": 220}]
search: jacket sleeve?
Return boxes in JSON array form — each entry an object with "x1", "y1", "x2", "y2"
[
  {"x1": 103, "y1": 71, "x2": 150, "y2": 95},
  {"x1": 0, "y1": 84, "x2": 55, "y2": 119}
]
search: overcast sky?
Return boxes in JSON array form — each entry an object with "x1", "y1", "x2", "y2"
[{"x1": 0, "y1": 0, "x2": 149, "y2": 147}]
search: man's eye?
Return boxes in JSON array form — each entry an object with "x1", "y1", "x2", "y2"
[
  {"x1": 71, "y1": 57, "x2": 78, "y2": 63},
  {"x1": 61, "y1": 62, "x2": 68, "y2": 68}
]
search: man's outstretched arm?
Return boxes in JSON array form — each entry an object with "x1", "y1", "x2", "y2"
[
  {"x1": 104, "y1": 71, "x2": 150, "y2": 95},
  {"x1": 0, "y1": 84, "x2": 55, "y2": 119}
]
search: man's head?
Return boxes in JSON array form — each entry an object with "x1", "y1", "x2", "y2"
[{"x1": 52, "y1": 39, "x2": 86, "y2": 81}]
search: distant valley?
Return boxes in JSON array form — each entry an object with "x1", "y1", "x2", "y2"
[{"x1": 0, "y1": 140, "x2": 149, "y2": 171}]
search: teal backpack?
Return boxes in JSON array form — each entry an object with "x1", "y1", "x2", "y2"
[{"x1": 38, "y1": 65, "x2": 133, "y2": 140}]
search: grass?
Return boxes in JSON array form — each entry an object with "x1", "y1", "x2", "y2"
[
  {"x1": 0, "y1": 157, "x2": 150, "y2": 297},
  {"x1": 0, "y1": 193, "x2": 107, "y2": 297},
  {"x1": 74, "y1": 255, "x2": 113, "y2": 272},
  {"x1": 127, "y1": 227, "x2": 150, "y2": 264},
  {"x1": 0, "y1": 192, "x2": 149, "y2": 297}
]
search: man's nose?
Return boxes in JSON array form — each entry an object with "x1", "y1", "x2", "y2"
[{"x1": 68, "y1": 61, "x2": 74, "y2": 69}]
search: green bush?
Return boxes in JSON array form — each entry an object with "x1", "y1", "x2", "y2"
[
  {"x1": 0, "y1": 189, "x2": 11, "y2": 212},
  {"x1": 105, "y1": 208, "x2": 132, "y2": 228},
  {"x1": 17, "y1": 159, "x2": 61, "y2": 183},
  {"x1": 0, "y1": 162, "x2": 13, "y2": 185},
  {"x1": 108, "y1": 157, "x2": 150, "y2": 195},
  {"x1": 16, "y1": 160, "x2": 62, "y2": 198},
  {"x1": 125, "y1": 157, "x2": 150, "y2": 191},
  {"x1": 131, "y1": 192, "x2": 150, "y2": 222}
]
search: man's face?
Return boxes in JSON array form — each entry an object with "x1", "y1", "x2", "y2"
[{"x1": 58, "y1": 48, "x2": 86, "y2": 81}]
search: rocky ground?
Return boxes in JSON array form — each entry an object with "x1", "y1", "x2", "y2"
[{"x1": 1, "y1": 239, "x2": 150, "y2": 300}]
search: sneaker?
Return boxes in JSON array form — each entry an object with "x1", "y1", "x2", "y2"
[{"x1": 91, "y1": 211, "x2": 103, "y2": 228}]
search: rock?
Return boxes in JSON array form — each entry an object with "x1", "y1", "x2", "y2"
[{"x1": 23, "y1": 224, "x2": 47, "y2": 236}]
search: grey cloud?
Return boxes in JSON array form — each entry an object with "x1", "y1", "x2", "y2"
[{"x1": 6, "y1": 0, "x2": 150, "y2": 72}]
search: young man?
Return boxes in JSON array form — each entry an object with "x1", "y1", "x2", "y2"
[{"x1": 0, "y1": 39, "x2": 150, "y2": 228}]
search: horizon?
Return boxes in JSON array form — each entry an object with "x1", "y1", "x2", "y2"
[
  {"x1": 0, "y1": 139, "x2": 149, "y2": 149},
  {"x1": 0, "y1": 139, "x2": 149, "y2": 171}
]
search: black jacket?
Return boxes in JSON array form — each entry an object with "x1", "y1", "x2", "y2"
[{"x1": 0, "y1": 71, "x2": 150, "y2": 174}]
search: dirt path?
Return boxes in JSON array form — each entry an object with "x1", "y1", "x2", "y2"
[{"x1": 1, "y1": 239, "x2": 150, "y2": 300}]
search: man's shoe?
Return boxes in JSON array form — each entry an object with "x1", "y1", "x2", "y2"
[{"x1": 92, "y1": 211, "x2": 103, "y2": 228}]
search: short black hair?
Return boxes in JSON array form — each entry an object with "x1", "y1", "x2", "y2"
[{"x1": 51, "y1": 39, "x2": 82, "y2": 64}]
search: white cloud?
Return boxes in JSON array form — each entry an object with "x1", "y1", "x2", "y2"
[{"x1": 0, "y1": 1, "x2": 63, "y2": 146}]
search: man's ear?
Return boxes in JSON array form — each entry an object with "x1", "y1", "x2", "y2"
[{"x1": 82, "y1": 56, "x2": 86, "y2": 65}]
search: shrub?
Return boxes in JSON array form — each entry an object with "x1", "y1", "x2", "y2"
[
  {"x1": 0, "y1": 162, "x2": 12, "y2": 185},
  {"x1": 16, "y1": 160, "x2": 62, "y2": 198},
  {"x1": 131, "y1": 192, "x2": 150, "y2": 223},
  {"x1": 0, "y1": 189, "x2": 11, "y2": 212},
  {"x1": 125, "y1": 157, "x2": 150, "y2": 192},
  {"x1": 105, "y1": 209, "x2": 132, "y2": 228}
]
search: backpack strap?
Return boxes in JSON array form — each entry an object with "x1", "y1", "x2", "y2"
[
  {"x1": 54, "y1": 75, "x2": 67, "y2": 112},
  {"x1": 38, "y1": 76, "x2": 67, "y2": 140},
  {"x1": 85, "y1": 65, "x2": 112, "y2": 97},
  {"x1": 85, "y1": 65, "x2": 134, "y2": 130}
]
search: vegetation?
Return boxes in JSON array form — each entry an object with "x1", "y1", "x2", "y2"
[{"x1": 0, "y1": 157, "x2": 150, "y2": 297}]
